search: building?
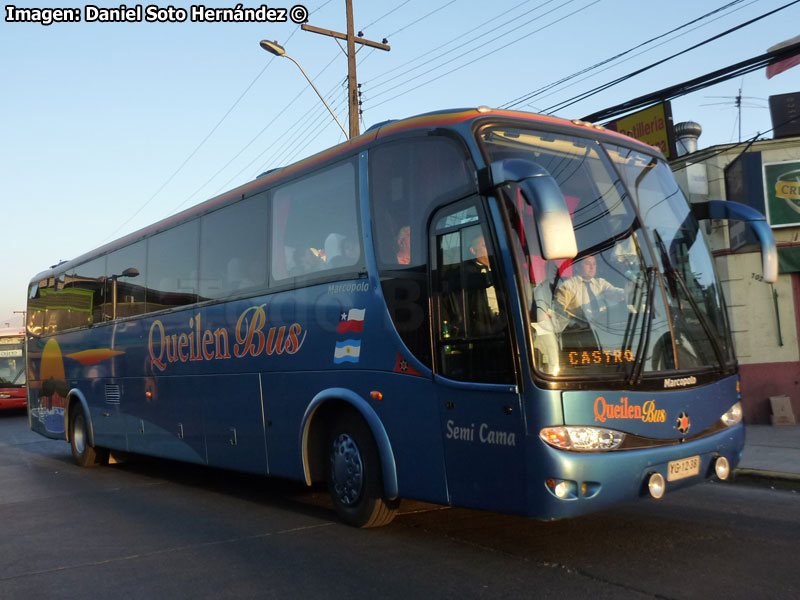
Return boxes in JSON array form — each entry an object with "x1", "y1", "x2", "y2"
[{"x1": 670, "y1": 122, "x2": 800, "y2": 424}]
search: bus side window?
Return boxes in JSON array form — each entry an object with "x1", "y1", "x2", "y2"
[
  {"x1": 432, "y1": 202, "x2": 515, "y2": 384},
  {"x1": 369, "y1": 135, "x2": 475, "y2": 368},
  {"x1": 106, "y1": 240, "x2": 147, "y2": 319},
  {"x1": 44, "y1": 273, "x2": 91, "y2": 333},
  {"x1": 27, "y1": 276, "x2": 58, "y2": 335},
  {"x1": 199, "y1": 193, "x2": 269, "y2": 300},
  {"x1": 146, "y1": 221, "x2": 199, "y2": 311},
  {"x1": 27, "y1": 283, "x2": 45, "y2": 335},
  {"x1": 270, "y1": 159, "x2": 361, "y2": 285},
  {"x1": 64, "y1": 256, "x2": 106, "y2": 326}
]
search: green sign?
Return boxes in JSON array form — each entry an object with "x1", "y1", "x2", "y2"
[
  {"x1": 778, "y1": 245, "x2": 800, "y2": 274},
  {"x1": 763, "y1": 160, "x2": 800, "y2": 227}
]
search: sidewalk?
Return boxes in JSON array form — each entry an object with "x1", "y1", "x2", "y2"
[{"x1": 734, "y1": 424, "x2": 800, "y2": 485}]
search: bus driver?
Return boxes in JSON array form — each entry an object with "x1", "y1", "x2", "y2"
[{"x1": 555, "y1": 255, "x2": 625, "y2": 321}]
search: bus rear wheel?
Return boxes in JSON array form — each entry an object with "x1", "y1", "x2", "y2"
[
  {"x1": 70, "y1": 409, "x2": 106, "y2": 467},
  {"x1": 326, "y1": 412, "x2": 398, "y2": 528}
]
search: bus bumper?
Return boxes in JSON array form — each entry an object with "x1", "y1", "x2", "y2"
[
  {"x1": 0, "y1": 391, "x2": 28, "y2": 411},
  {"x1": 524, "y1": 423, "x2": 745, "y2": 520}
]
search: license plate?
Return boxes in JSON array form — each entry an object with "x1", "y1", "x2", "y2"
[{"x1": 667, "y1": 455, "x2": 701, "y2": 482}]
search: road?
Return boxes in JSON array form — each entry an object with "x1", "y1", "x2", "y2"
[{"x1": 1, "y1": 410, "x2": 798, "y2": 599}]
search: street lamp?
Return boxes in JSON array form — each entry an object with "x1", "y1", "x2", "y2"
[
  {"x1": 260, "y1": 40, "x2": 349, "y2": 138},
  {"x1": 110, "y1": 267, "x2": 140, "y2": 321}
]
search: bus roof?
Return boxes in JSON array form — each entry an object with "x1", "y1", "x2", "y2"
[{"x1": 30, "y1": 107, "x2": 659, "y2": 284}]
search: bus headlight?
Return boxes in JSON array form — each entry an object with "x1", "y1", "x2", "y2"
[
  {"x1": 540, "y1": 426, "x2": 625, "y2": 451},
  {"x1": 720, "y1": 402, "x2": 743, "y2": 427}
]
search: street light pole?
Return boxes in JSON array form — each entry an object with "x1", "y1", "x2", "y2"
[
  {"x1": 345, "y1": 0, "x2": 358, "y2": 139},
  {"x1": 260, "y1": 40, "x2": 349, "y2": 139}
]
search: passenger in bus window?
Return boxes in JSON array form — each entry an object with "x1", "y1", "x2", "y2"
[
  {"x1": 324, "y1": 233, "x2": 346, "y2": 268},
  {"x1": 396, "y1": 225, "x2": 411, "y2": 265},
  {"x1": 463, "y1": 232, "x2": 502, "y2": 335},
  {"x1": 532, "y1": 261, "x2": 567, "y2": 329},
  {"x1": 327, "y1": 234, "x2": 360, "y2": 268},
  {"x1": 342, "y1": 237, "x2": 360, "y2": 265},
  {"x1": 290, "y1": 248, "x2": 323, "y2": 276},
  {"x1": 531, "y1": 261, "x2": 569, "y2": 371},
  {"x1": 554, "y1": 255, "x2": 625, "y2": 321}
]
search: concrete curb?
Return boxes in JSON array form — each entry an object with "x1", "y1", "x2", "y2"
[{"x1": 732, "y1": 468, "x2": 800, "y2": 489}]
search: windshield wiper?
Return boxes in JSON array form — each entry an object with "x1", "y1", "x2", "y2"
[
  {"x1": 667, "y1": 267, "x2": 726, "y2": 371},
  {"x1": 653, "y1": 234, "x2": 726, "y2": 372},
  {"x1": 626, "y1": 266, "x2": 656, "y2": 385}
]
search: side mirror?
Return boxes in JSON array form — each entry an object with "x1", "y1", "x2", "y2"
[
  {"x1": 692, "y1": 200, "x2": 778, "y2": 283},
  {"x1": 485, "y1": 159, "x2": 578, "y2": 260}
]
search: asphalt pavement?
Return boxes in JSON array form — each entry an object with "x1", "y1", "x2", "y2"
[{"x1": 736, "y1": 424, "x2": 800, "y2": 485}]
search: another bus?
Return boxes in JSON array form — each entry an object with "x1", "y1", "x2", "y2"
[
  {"x1": 26, "y1": 107, "x2": 777, "y2": 527},
  {"x1": 0, "y1": 327, "x2": 27, "y2": 411}
]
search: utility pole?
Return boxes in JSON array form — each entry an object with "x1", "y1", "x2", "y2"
[{"x1": 301, "y1": 0, "x2": 390, "y2": 138}]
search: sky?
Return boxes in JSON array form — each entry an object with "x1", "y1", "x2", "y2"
[{"x1": 2, "y1": 0, "x2": 799, "y2": 328}]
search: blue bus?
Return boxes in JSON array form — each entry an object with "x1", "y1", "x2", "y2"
[{"x1": 26, "y1": 107, "x2": 777, "y2": 527}]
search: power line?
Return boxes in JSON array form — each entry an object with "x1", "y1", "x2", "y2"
[
  {"x1": 500, "y1": 0, "x2": 748, "y2": 109},
  {"x1": 102, "y1": 0, "x2": 338, "y2": 240},
  {"x1": 362, "y1": 0, "x2": 534, "y2": 87},
  {"x1": 515, "y1": 0, "x2": 759, "y2": 112},
  {"x1": 167, "y1": 47, "x2": 347, "y2": 214},
  {"x1": 364, "y1": 0, "x2": 540, "y2": 90},
  {"x1": 173, "y1": 60, "x2": 344, "y2": 212},
  {"x1": 365, "y1": 0, "x2": 600, "y2": 111},
  {"x1": 384, "y1": 0, "x2": 457, "y2": 39},
  {"x1": 543, "y1": 0, "x2": 800, "y2": 116},
  {"x1": 283, "y1": 89, "x2": 349, "y2": 164},
  {"x1": 267, "y1": 1, "x2": 463, "y2": 162},
  {"x1": 250, "y1": 76, "x2": 348, "y2": 176},
  {"x1": 359, "y1": 0, "x2": 412, "y2": 32},
  {"x1": 225, "y1": 2, "x2": 400, "y2": 180},
  {"x1": 357, "y1": 0, "x2": 458, "y2": 68},
  {"x1": 284, "y1": 81, "x2": 355, "y2": 164},
  {"x1": 580, "y1": 38, "x2": 800, "y2": 123},
  {"x1": 98, "y1": 54, "x2": 281, "y2": 244},
  {"x1": 273, "y1": 1, "x2": 536, "y2": 157},
  {"x1": 216, "y1": 77, "x2": 346, "y2": 192},
  {"x1": 368, "y1": 0, "x2": 589, "y2": 102}
]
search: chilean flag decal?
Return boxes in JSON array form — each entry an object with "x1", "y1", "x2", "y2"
[{"x1": 337, "y1": 308, "x2": 365, "y2": 333}]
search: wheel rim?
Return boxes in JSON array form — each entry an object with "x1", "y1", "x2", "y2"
[
  {"x1": 73, "y1": 414, "x2": 86, "y2": 455},
  {"x1": 330, "y1": 433, "x2": 363, "y2": 506}
]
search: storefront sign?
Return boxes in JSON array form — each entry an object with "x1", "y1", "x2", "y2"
[
  {"x1": 605, "y1": 102, "x2": 677, "y2": 159},
  {"x1": 763, "y1": 160, "x2": 800, "y2": 228}
]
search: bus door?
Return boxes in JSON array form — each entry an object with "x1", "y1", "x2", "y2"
[{"x1": 430, "y1": 199, "x2": 526, "y2": 514}]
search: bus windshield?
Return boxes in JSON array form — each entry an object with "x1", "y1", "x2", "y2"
[
  {"x1": 478, "y1": 126, "x2": 731, "y2": 380},
  {"x1": 0, "y1": 337, "x2": 26, "y2": 387}
]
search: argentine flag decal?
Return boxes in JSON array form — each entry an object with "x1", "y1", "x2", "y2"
[{"x1": 334, "y1": 339, "x2": 361, "y2": 364}]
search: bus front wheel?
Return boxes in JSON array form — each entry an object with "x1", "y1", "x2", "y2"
[
  {"x1": 69, "y1": 409, "x2": 106, "y2": 468},
  {"x1": 326, "y1": 412, "x2": 398, "y2": 528}
]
